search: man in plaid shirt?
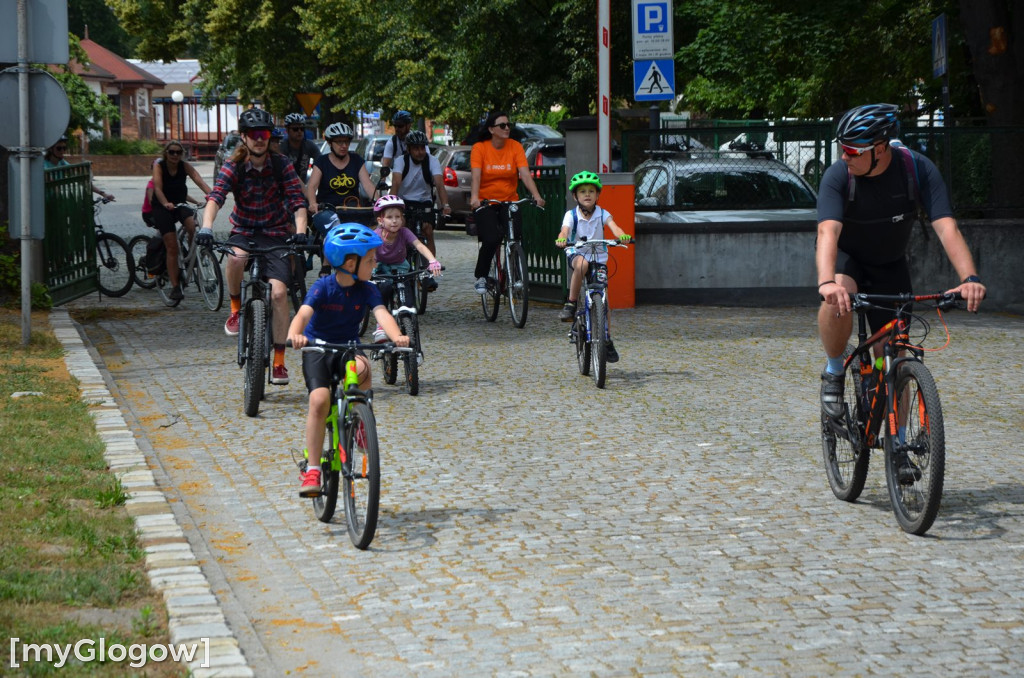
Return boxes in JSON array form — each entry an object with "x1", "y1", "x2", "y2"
[{"x1": 199, "y1": 108, "x2": 309, "y2": 386}]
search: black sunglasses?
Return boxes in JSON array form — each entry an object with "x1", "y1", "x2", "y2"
[
  {"x1": 54, "y1": 145, "x2": 67, "y2": 151},
  {"x1": 492, "y1": 122, "x2": 513, "y2": 130},
  {"x1": 167, "y1": 149, "x2": 184, "y2": 156},
  {"x1": 288, "y1": 127, "x2": 303, "y2": 132}
]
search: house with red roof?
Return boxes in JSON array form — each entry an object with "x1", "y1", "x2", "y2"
[{"x1": 71, "y1": 33, "x2": 164, "y2": 141}]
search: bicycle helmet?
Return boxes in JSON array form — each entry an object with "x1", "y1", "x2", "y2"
[
  {"x1": 239, "y1": 108, "x2": 275, "y2": 132},
  {"x1": 284, "y1": 112, "x2": 306, "y2": 126},
  {"x1": 569, "y1": 171, "x2": 602, "y2": 192},
  {"x1": 373, "y1": 194, "x2": 406, "y2": 213},
  {"x1": 323, "y1": 222, "x2": 383, "y2": 267},
  {"x1": 405, "y1": 130, "x2": 429, "y2": 146},
  {"x1": 324, "y1": 122, "x2": 354, "y2": 140},
  {"x1": 835, "y1": 104, "x2": 901, "y2": 145},
  {"x1": 271, "y1": 127, "x2": 285, "y2": 140},
  {"x1": 392, "y1": 110, "x2": 413, "y2": 125}
]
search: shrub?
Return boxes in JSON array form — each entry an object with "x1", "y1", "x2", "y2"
[{"x1": 88, "y1": 138, "x2": 163, "y2": 155}]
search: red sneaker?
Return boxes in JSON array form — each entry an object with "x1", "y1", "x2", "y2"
[
  {"x1": 224, "y1": 311, "x2": 240, "y2": 336},
  {"x1": 298, "y1": 469, "x2": 321, "y2": 497},
  {"x1": 271, "y1": 364, "x2": 289, "y2": 385}
]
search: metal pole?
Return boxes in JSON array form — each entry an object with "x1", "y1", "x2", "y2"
[
  {"x1": 597, "y1": 0, "x2": 610, "y2": 172},
  {"x1": 18, "y1": 0, "x2": 32, "y2": 345}
]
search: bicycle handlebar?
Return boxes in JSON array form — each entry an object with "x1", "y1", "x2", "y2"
[
  {"x1": 286, "y1": 339, "x2": 412, "y2": 353},
  {"x1": 371, "y1": 266, "x2": 445, "y2": 281},
  {"x1": 818, "y1": 290, "x2": 964, "y2": 311},
  {"x1": 570, "y1": 238, "x2": 633, "y2": 249},
  {"x1": 474, "y1": 198, "x2": 539, "y2": 212},
  {"x1": 317, "y1": 201, "x2": 371, "y2": 213}
]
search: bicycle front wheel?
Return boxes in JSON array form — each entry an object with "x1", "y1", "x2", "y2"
[
  {"x1": 821, "y1": 349, "x2": 870, "y2": 502},
  {"x1": 313, "y1": 417, "x2": 341, "y2": 523},
  {"x1": 884, "y1": 360, "x2": 945, "y2": 535},
  {"x1": 289, "y1": 255, "x2": 308, "y2": 312},
  {"x1": 412, "y1": 251, "x2": 429, "y2": 316},
  {"x1": 506, "y1": 243, "x2": 529, "y2": 328},
  {"x1": 243, "y1": 300, "x2": 267, "y2": 417},
  {"x1": 128, "y1": 234, "x2": 157, "y2": 289},
  {"x1": 344, "y1": 402, "x2": 380, "y2": 549},
  {"x1": 400, "y1": 315, "x2": 419, "y2": 396},
  {"x1": 589, "y1": 292, "x2": 607, "y2": 388},
  {"x1": 481, "y1": 251, "x2": 500, "y2": 322},
  {"x1": 95, "y1": 232, "x2": 134, "y2": 297},
  {"x1": 573, "y1": 306, "x2": 590, "y2": 376},
  {"x1": 194, "y1": 247, "x2": 224, "y2": 311}
]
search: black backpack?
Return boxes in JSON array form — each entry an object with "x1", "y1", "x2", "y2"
[
  {"x1": 230, "y1": 152, "x2": 288, "y2": 202},
  {"x1": 393, "y1": 134, "x2": 434, "y2": 192},
  {"x1": 144, "y1": 235, "x2": 167, "y2": 276}
]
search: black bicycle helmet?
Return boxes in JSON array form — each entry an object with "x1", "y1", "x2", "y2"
[
  {"x1": 284, "y1": 113, "x2": 305, "y2": 127},
  {"x1": 239, "y1": 108, "x2": 275, "y2": 132},
  {"x1": 392, "y1": 110, "x2": 413, "y2": 125},
  {"x1": 835, "y1": 104, "x2": 901, "y2": 145},
  {"x1": 405, "y1": 130, "x2": 429, "y2": 146}
]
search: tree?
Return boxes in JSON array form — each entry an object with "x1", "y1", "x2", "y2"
[{"x1": 69, "y1": 0, "x2": 135, "y2": 56}]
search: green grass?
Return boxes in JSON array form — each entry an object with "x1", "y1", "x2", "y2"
[{"x1": 0, "y1": 309, "x2": 186, "y2": 677}]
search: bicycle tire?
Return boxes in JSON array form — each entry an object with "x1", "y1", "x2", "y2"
[
  {"x1": 382, "y1": 344, "x2": 398, "y2": 385},
  {"x1": 358, "y1": 305, "x2": 371, "y2": 337},
  {"x1": 155, "y1": 272, "x2": 181, "y2": 307},
  {"x1": 821, "y1": 348, "x2": 870, "y2": 502},
  {"x1": 243, "y1": 300, "x2": 267, "y2": 417},
  {"x1": 507, "y1": 243, "x2": 529, "y2": 328},
  {"x1": 95, "y1": 232, "x2": 134, "y2": 297},
  {"x1": 195, "y1": 246, "x2": 224, "y2": 311},
  {"x1": 313, "y1": 418, "x2": 341, "y2": 523},
  {"x1": 574, "y1": 307, "x2": 590, "y2": 376},
  {"x1": 289, "y1": 255, "x2": 308, "y2": 313},
  {"x1": 400, "y1": 315, "x2": 419, "y2": 396},
  {"x1": 344, "y1": 402, "x2": 380, "y2": 549},
  {"x1": 481, "y1": 251, "x2": 500, "y2": 321},
  {"x1": 128, "y1": 234, "x2": 157, "y2": 289},
  {"x1": 413, "y1": 251, "x2": 429, "y2": 316},
  {"x1": 589, "y1": 292, "x2": 607, "y2": 388},
  {"x1": 884, "y1": 360, "x2": 945, "y2": 535}
]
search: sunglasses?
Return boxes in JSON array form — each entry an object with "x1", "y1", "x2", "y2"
[
  {"x1": 54, "y1": 146, "x2": 67, "y2": 151},
  {"x1": 841, "y1": 142, "x2": 876, "y2": 157},
  {"x1": 167, "y1": 149, "x2": 183, "y2": 156},
  {"x1": 246, "y1": 129, "x2": 272, "y2": 141},
  {"x1": 288, "y1": 127, "x2": 303, "y2": 132},
  {"x1": 492, "y1": 122, "x2": 513, "y2": 130}
]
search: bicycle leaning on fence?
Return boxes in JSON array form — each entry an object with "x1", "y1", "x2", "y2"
[
  {"x1": 92, "y1": 197, "x2": 135, "y2": 297},
  {"x1": 821, "y1": 290, "x2": 964, "y2": 536},
  {"x1": 567, "y1": 238, "x2": 631, "y2": 390},
  {"x1": 290, "y1": 338, "x2": 411, "y2": 549},
  {"x1": 476, "y1": 198, "x2": 536, "y2": 328}
]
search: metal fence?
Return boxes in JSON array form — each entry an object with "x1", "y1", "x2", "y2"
[
  {"x1": 520, "y1": 166, "x2": 567, "y2": 304},
  {"x1": 621, "y1": 119, "x2": 1024, "y2": 217},
  {"x1": 43, "y1": 163, "x2": 98, "y2": 305}
]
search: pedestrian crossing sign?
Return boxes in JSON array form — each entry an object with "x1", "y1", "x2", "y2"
[{"x1": 634, "y1": 59, "x2": 675, "y2": 101}]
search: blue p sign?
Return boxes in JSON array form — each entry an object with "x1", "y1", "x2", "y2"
[{"x1": 638, "y1": 3, "x2": 667, "y2": 33}]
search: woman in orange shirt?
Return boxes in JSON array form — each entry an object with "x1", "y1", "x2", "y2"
[{"x1": 469, "y1": 111, "x2": 546, "y2": 293}]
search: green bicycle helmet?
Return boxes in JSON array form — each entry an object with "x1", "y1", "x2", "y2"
[{"x1": 569, "y1": 171, "x2": 602, "y2": 192}]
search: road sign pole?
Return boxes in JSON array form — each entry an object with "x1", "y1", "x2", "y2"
[
  {"x1": 18, "y1": 0, "x2": 32, "y2": 345},
  {"x1": 598, "y1": 0, "x2": 610, "y2": 173}
]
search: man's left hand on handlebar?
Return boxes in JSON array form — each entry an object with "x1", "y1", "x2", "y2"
[{"x1": 949, "y1": 279, "x2": 986, "y2": 313}]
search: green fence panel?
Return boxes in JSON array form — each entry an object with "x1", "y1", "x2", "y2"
[
  {"x1": 520, "y1": 166, "x2": 567, "y2": 304},
  {"x1": 44, "y1": 163, "x2": 97, "y2": 305}
]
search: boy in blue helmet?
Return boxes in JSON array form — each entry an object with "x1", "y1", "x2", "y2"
[{"x1": 287, "y1": 220, "x2": 409, "y2": 497}]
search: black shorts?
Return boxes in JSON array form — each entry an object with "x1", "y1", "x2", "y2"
[
  {"x1": 836, "y1": 250, "x2": 912, "y2": 333},
  {"x1": 302, "y1": 348, "x2": 366, "y2": 393},
  {"x1": 150, "y1": 204, "x2": 195, "y2": 236},
  {"x1": 227, "y1": 232, "x2": 293, "y2": 287}
]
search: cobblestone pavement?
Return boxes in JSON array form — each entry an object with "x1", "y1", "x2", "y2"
[{"x1": 64, "y1": 225, "x2": 1024, "y2": 677}]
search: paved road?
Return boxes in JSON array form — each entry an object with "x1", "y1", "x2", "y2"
[{"x1": 65, "y1": 214, "x2": 1024, "y2": 676}]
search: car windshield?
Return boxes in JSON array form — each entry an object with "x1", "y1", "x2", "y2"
[
  {"x1": 224, "y1": 135, "x2": 241, "y2": 151},
  {"x1": 636, "y1": 163, "x2": 816, "y2": 210},
  {"x1": 450, "y1": 150, "x2": 471, "y2": 172}
]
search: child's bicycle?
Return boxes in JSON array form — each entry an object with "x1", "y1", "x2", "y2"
[
  {"x1": 567, "y1": 238, "x2": 631, "y2": 389},
  {"x1": 92, "y1": 197, "x2": 135, "y2": 297},
  {"x1": 368, "y1": 265, "x2": 441, "y2": 396},
  {"x1": 404, "y1": 203, "x2": 440, "y2": 315},
  {"x1": 475, "y1": 198, "x2": 537, "y2": 328},
  {"x1": 821, "y1": 290, "x2": 963, "y2": 535},
  {"x1": 289, "y1": 339, "x2": 412, "y2": 549}
]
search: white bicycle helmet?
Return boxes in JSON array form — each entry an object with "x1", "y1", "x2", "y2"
[
  {"x1": 373, "y1": 195, "x2": 406, "y2": 213},
  {"x1": 324, "y1": 122, "x2": 354, "y2": 140}
]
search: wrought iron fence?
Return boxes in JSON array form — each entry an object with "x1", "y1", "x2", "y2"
[{"x1": 520, "y1": 165, "x2": 567, "y2": 304}]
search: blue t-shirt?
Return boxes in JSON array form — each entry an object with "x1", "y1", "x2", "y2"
[{"x1": 302, "y1": 274, "x2": 382, "y2": 344}]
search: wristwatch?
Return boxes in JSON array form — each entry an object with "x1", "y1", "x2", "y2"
[{"x1": 962, "y1": 275, "x2": 982, "y2": 284}]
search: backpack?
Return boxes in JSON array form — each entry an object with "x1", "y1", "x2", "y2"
[
  {"x1": 393, "y1": 134, "x2": 435, "y2": 192},
  {"x1": 846, "y1": 142, "x2": 929, "y2": 240},
  {"x1": 144, "y1": 235, "x2": 167, "y2": 276}
]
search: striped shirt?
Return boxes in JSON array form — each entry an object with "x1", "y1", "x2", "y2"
[{"x1": 208, "y1": 155, "x2": 306, "y2": 237}]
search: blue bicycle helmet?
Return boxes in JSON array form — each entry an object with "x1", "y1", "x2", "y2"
[{"x1": 323, "y1": 222, "x2": 382, "y2": 268}]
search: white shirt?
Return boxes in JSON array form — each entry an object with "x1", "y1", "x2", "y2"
[
  {"x1": 393, "y1": 153, "x2": 442, "y2": 202},
  {"x1": 562, "y1": 206, "x2": 614, "y2": 263}
]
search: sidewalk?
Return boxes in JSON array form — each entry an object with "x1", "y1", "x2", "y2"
[{"x1": 62, "y1": 230, "x2": 1024, "y2": 676}]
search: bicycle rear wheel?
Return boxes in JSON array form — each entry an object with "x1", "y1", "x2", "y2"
[
  {"x1": 481, "y1": 251, "x2": 500, "y2": 321},
  {"x1": 313, "y1": 417, "x2": 341, "y2": 523},
  {"x1": 194, "y1": 247, "x2": 224, "y2": 311},
  {"x1": 589, "y1": 292, "x2": 607, "y2": 388},
  {"x1": 573, "y1": 306, "x2": 590, "y2": 376},
  {"x1": 243, "y1": 300, "x2": 267, "y2": 417},
  {"x1": 400, "y1": 315, "x2": 419, "y2": 396},
  {"x1": 506, "y1": 243, "x2": 529, "y2": 328},
  {"x1": 884, "y1": 360, "x2": 945, "y2": 535},
  {"x1": 128, "y1": 234, "x2": 157, "y2": 289},
  {"x1": 95, "y1": 232, "x2": 134, "y2": 297},
  {"x1": 343, "y1": 402, "x2": 380, "y2": 549},
  {"x1": 821, "y1": 350, "x2": 870, "y2": 502}
]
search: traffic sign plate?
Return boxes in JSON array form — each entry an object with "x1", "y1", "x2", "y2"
[
  {"x1": 634, "y1": 60, "x2": 675, "y2": 102},
  {"x1": 632, "y1": 0, "x2": 674, "y2": 60}
]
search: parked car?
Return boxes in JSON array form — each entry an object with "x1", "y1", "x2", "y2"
[
  {"x1": 524, "y1": 138, "x2": 567, "y2": 177},
  {"x1": 516, "y1": 122, "x2": 563, "y2": 144},
  {"x1": 213, "y1": 131, "x2": 242, "y2": 177},
  {"x1": 633, "y1": 155, "x2": 817, "y2": 224},
  {"x1": 353, "y1": 134, "x2": 391, "y2": 176},
  {"x1": 435, "y1": 144, "x2": 473, "y2": 224}
]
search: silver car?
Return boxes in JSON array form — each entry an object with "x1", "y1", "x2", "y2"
[{"x1": 435, "y1": 144, "x2": 473, "y2": 223}]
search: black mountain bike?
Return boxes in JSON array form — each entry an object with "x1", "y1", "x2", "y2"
[
  {"x1": 92, "y1": 198, "x2": 134, "y2": 297},
  {"x1": 404, "y1": 203, "x2": 440, "y2": 315},
  {"x1": 369, "y1": 266, "x2": 438, "y2": 396},
  {"x1": 476, "y1": 198, "x2": 535, "y2": 328}
]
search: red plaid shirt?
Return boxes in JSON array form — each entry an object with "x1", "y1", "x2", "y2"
[{"x1": 208, "y1": 155, "x2": 306, "y2": 238}]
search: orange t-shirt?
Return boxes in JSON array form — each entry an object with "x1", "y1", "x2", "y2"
[{"x1": 470, "y1": 139, "x2": 528, "y2": 201}]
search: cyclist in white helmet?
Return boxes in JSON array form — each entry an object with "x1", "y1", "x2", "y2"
[{"x1": 306, "y1": 121, "x2": 379, "y2": 223}]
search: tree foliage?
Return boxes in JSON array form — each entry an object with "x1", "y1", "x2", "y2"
[{"x1": 51, "y1": 35, "x2": 121, "y2": 136}]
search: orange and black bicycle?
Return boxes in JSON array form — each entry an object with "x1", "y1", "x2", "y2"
[{"x1": 821, "y1": 290, "x2": 963, "y2": 535}]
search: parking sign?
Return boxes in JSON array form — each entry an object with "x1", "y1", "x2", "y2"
[{"x1": 632, "y1": 0, "x2": 674, "y2": 60}]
